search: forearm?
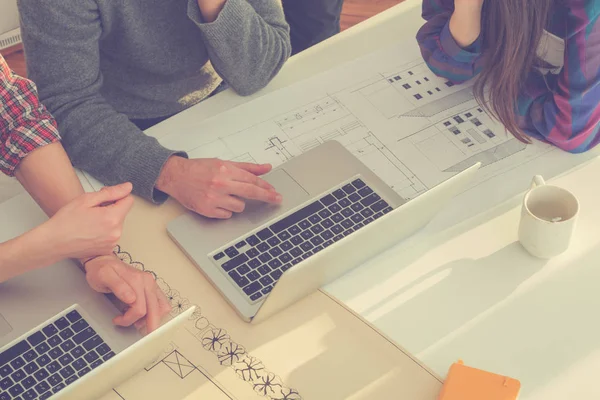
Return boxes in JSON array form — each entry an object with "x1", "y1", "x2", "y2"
[
  {"x1": 15, "y1": 142, "x2": 84, "y2": 217},
  {"x1": 0, "y1": 224, "x2": 61, "y2": 283},
  {"x1": 417, "y1": 0, "x2": 484, "y2": 83},
  {"x1": 14, "y1": 143, "x2": 90, "y2": 266},
  {"x1": 196, "y1": 0, "x2": 227, "y2": 22},
  {"x1": 449, "y1": 1, "x2": 484, "y2": 48},
  {"x1": 189, "y1": 0, "x2": 291, "y2": 95}
]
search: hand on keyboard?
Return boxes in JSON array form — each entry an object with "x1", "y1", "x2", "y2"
[
  {"x1": 155, "y1": 157, "x2": 283, "y2": 219},
  {"x1": 83, "y1": 255, "x2": 171, "y2": 333}
]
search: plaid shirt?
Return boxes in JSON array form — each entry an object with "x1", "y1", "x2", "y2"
[
  {"x1": 417, "y1": 0, "x2": 600, "y2": 153},
  {"x1": 0, "y1": 54, "x2": 59, "y2": 176}
]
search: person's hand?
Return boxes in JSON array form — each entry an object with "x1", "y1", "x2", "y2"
[
  {"x1": 196, "y1": 0, "x2": 227, "y2": 22},
  {"x1": 83, "y1": 255, "x2": 171, "y2": 333},
  {"x1": 454, "y1": 0, "x2": 484, "y2": 7},
  {"x1": 40, "y1": 182, "x2": 134, "y2": 261},
  {"x1": 156, "y1": 156, "x2": 283, "y2": 219}
]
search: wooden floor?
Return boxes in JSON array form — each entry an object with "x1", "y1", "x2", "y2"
[
  {"x1": 3, "y1": 0, "x2": 403, "y2": 78},
  {"x1": 341, "y1": 0, "x2": 403, "y2": 30}
]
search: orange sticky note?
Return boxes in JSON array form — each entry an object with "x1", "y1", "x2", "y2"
[{"x1": 438, "y1": 360, "x2": 521, "y2": 400}]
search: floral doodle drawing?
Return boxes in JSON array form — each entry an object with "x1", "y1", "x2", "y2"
[{"x1": 113, "y1": 246, "x2": 302, "y2": 399}]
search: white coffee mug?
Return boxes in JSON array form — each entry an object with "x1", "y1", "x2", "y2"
[{"x1": 518, "y1": 175, "x2": 579, "y2": 258}]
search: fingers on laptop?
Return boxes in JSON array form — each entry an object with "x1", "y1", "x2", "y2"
[
  {"x1": 227, "y1": 181, "x2": 282, "y2": 204},
  {"x1": 134, "y1": 288, "x2": 171, "y2": 334},
  {"x1": 85, "y1": 258, "x2": 137, "y2": 305},
  {"x1": 142, "y1": 284, "x2": 160, "y2": 333},
  {"x1": 112, "y1": 269, "x2": 171, "y2": 334},
  {"x1": 227, "y1": 163, "x2": 275, "y2": 190},
  {"x1": 217, "y1": 195, "x2": 246, "y2": 213},
  {"x1": 112, "y1": 272, "x2": 150, "y2": 327},
  {"x1": 190, "y1": 162, "x2": 282, "y2": 218},
  {"x1": 231, "y1": 161, "x2": 272, "y2": 177}
]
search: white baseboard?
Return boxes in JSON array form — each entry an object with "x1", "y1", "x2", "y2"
[{"x1": 0, "y1": 28, "x2": 22, "y2": 51}]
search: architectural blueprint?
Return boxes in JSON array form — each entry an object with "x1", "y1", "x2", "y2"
[
  {"x1": 119, "y1": 37, "x2": 594, "y2": 228},
  {"x1": 81, "y1": 37, "x2": 596, "y2": 225}
]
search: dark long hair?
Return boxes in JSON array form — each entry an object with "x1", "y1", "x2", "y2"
[{"x1": 474, "y1": 0, "x2": 554, "y2": 143}]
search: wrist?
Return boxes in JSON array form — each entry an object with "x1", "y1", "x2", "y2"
[
  {"x1": 80, "y1": 254, "x2": 116, "y2": 273},
  {"x1": 32, "y1": 222, "x2": 67, "y2": 263},
  {"x1": 449, "y1": 3, "x2": 483, "y2": 48},
  {"x1": 9, "y1": 223, "x2": 64, "y2": 271},
  {"x1": 454, "y1": 0, "x2": 484, "y2": 12},
  {"x1": 156, "y1": 155, "x2": 185, "y2": 195},
  {"x1": 196, "y1": 0, "x2": 226, "y2": 22}
]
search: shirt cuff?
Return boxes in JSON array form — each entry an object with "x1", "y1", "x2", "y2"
[
  {"x1": 126, "y1": 142, "x2": 188, "y2": 204},
  {"x1": 440, "y1": 20, "x2": 482, "y2": 64}
]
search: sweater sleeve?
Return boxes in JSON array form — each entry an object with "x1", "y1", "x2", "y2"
[
  {"x1": 187, "y1": 0, "x2": 291, "y2": 96},
  {"x1": 416, "y1": 0, "x2": 484, "y2": 83},
  {"x1": 17, "y1": 0, "x2": 185, "y2": 203},
  {"x1": 517, "y1": 1, "x2": 600, "y2": 153}
]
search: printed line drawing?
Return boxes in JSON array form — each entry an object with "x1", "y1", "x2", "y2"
[
  {"x1": 352, "y1": 62, "x2": 469, "y2": 119},
  {"x1": 396, "y1": 104, "x2": 532, "y2": 176},
  {"x1": 158, "y1": 351, "x2": 198, "y2": 379},
  {"x1": 110, "y1": 246, "x2": 301, "y2": 400},
  {"x1": 179, "y1": 97, "x2": 428, "y2": 200},
  {"x1": 113, "y1": 390, "x2": 125, "y2": 399},
  {"x1": 444, "y1": 139, "x2": 528, "y2": 173}
]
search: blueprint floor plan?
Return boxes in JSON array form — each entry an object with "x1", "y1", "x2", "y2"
[{"x1": 80, "y1": 37, "x2": 595, "y2": 225}]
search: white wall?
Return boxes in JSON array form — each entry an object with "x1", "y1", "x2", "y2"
[{"x1": 0, "y1": 0, "x2": 20, "y2": 35}]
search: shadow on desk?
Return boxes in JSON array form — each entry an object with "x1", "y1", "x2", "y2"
[
  {"x1": 424, "y1": 242, "x2": 600, "y2": 398},
  {"x1": 358, "y1": 241, "x2": 600, "y2": 398},
  {"x1": 365, "y1": 243, "x2": 546, "y2": 355}
]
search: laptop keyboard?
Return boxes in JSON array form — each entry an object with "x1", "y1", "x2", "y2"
[
  {"x1": 0, "y1": 310, "x2": 114, "y2": 400},
  {"x1": 212, "y1": 178, "x2": 393, "y2": 304}
]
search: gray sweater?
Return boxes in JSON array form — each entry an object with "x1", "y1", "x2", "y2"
[{"x1": 18, "y1": 0, "x2": 291, "y2": 202}]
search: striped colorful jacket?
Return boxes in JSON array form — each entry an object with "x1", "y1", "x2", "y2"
[
  {"x1": 416, "y1": 0, "x2": 600, "y2": 153},
  {"x1": 0, "y1": 54, "x2": 59, "y2": 176}
]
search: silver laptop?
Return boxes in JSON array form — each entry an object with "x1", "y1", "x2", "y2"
[
  {"x1": 0, "y1": 199, "x2": 194, "y2": 400},
  {"x1": 167, "y1": 140, "x2": 479, "y2": 323}
]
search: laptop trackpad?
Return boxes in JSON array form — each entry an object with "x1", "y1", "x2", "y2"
[
  {"x1": 0, "y1": 313, "x2": 13, "y2": 337},
  {"x1": 244, "y1": 169, "x2": 310, "y2": 224}
]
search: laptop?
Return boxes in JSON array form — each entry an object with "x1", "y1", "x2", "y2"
[
  {"x1": 167, "y1": 140, "x2": 480, "y2": 323},
  {"x1": 0, "y1": 200, "x2": 194, "y2": 400}
]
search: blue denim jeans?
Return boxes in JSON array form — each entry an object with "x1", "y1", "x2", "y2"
[{"x1": 282, "y1": 0, "x2": 345, "y2": 55}]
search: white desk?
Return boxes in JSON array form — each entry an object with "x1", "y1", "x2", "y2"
[
  {"x1": 146, "y1": 1, "x2": 600, "y2": 399},
  {"x1": 0, "y1": 1, "x2": 593, "y2": 398}
]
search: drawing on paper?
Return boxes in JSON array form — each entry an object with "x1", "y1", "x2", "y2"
[
  {"x1": 111, "y1": 246, "x2": 301, "y2": 400},
  {"x1": 155, "y1": 350, "x2": 198, "y2": 379},
  {"x1": 352, "y1": 61, "x2": 472, "y2": 120},
  {"x1": 80, "y1": 37, "x2": 572, "y2": 223},
  {"x1": 398, "y1": 104, "x2": 528, "y2": 172},
  {"x1": 177, "y1": 97, "x2": 428, "y2": 200}
]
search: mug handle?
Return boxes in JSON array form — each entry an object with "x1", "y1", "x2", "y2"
[{"x1": 531, "y1": 175, "x2": 546, "y2": 189}]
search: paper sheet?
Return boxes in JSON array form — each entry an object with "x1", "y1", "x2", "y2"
[
  {"x1": 97, "y1": 197, "x2": 443, "y2": 400},
  {"x1": 0, "y1": 192, "x2": 442, "y2": 399},
  {"x1": 82, "y1": 37, "x2": 597, "y2": 229}
]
